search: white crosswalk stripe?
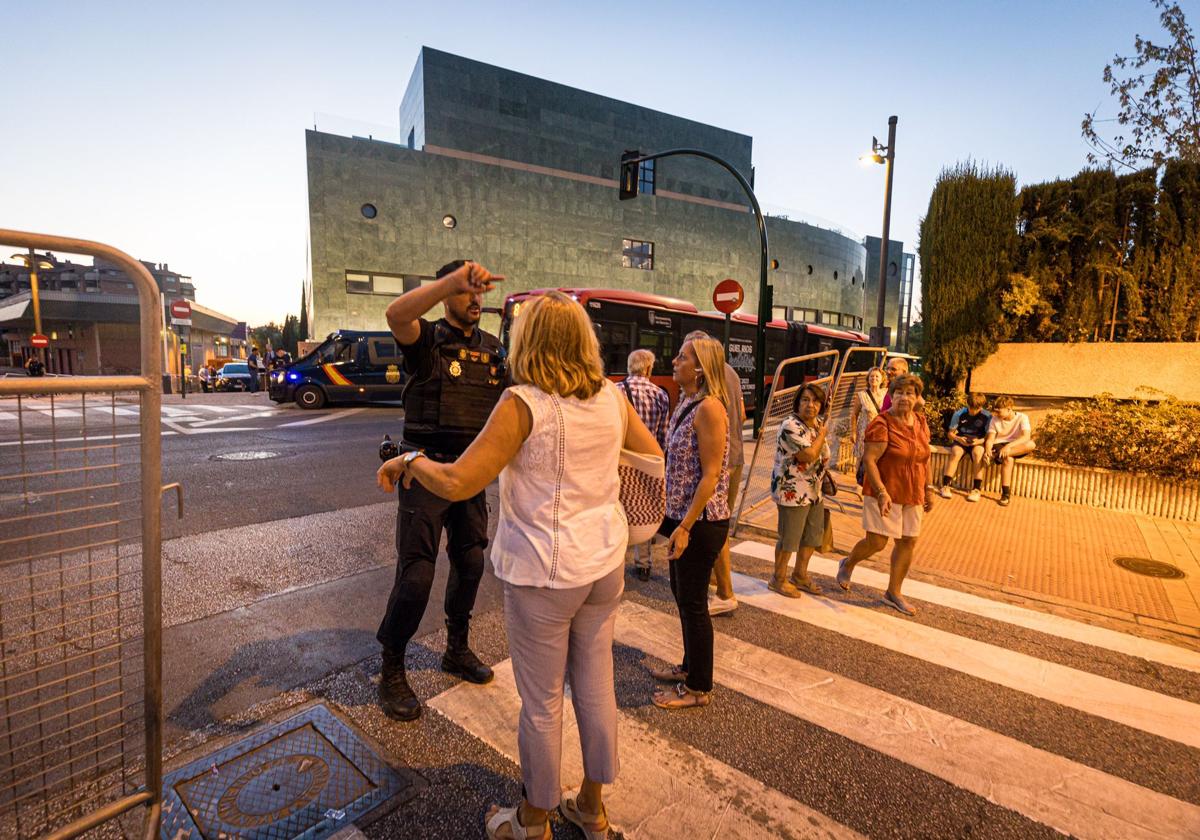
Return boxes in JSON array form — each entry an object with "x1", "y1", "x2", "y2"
[{"x1": 427, "y1": 550, "x2": 1200, "y2": 840}]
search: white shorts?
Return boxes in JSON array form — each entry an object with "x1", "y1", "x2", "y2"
[{"x1": 862, "y1": 496, "x2": 923, "y2": 539}]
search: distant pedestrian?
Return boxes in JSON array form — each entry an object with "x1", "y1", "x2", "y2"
[
  {"x1": 380, "y1": 290, "x2": 661, "y2": 840},
  {"x1": 24, "y1": 355, "x2": 45, "y2": 377},
  {"x1": 769, "y1": 383, "x2": 831, "y2": 598},
  {"x1": 940, "y1": 393, "x2": 991, "y2": 501},
  {"x1": 198, "y1": 364, "x2": 211, "y2": 393},
  {"x1": 620, "y1": 348, "x2": 669, "y2": 581},
  {"x1": 850, "y1": 367, "x2": 887, "y2": 484},
  {"x1": 983, "y1": 395, "x2": 1036, "y2": 507},
  {"x1": 651, "y1": 334, "x2": 730, "y2": 709},
  {"x1": 246, "y1": 348, "x2": 260, "y2": 393},
  {"x1": 837, "y1": 373, "x2": 934, "y2": 616}
]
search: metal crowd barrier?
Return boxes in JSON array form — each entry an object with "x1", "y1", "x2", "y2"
[{"x1": 0, "y1": 231, "x2": 163, "y2": 839}]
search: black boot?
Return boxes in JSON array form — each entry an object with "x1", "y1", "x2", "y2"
[
  {"x1": 441, "y1": 621, "x2": 494, "y2": 684},
  {"x1": 379, "y1": 648, "x2": 421, "y2": 721}
]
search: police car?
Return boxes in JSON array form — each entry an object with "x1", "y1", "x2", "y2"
[{"x1": 269, "y1": 331, "x2": 407, "y2": 409}]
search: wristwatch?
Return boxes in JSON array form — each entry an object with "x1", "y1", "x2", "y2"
[{"x1": 401, "y1": 450, "x2": 426, "y2": 468}]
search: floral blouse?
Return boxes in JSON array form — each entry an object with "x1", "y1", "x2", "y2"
[
  {"x1": 664, "y1": 394, "x2": 731, "y2": 521},
  {"x1": 771, "y1": 414, "x2": 830, "y2": 507}
]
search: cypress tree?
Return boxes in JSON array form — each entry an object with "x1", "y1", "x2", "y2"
[
  {"x1": 298, "y1": 281, "x2": 309, "y2": 341},
  {"x1": 919, "y1": 162, "x2": 1017, "y2": 393}
]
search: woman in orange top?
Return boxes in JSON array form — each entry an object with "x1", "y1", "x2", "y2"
[{"x1": 836, "y1": 374, "x2": 934, "y2": 615}]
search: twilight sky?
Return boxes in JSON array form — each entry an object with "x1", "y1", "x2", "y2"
[{"x1": 1, "y1": 0, "x2": 1172, "y2": 325}]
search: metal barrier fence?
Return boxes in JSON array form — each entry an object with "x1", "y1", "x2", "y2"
[
  {"x1": 827, "y1": 346, "x2": 888, "y2": 475},
  {"x1": 0, "y1": 231, "x2": 163, "y2": 840},
  {"x1": 732, "y1": 351, "x2": 839, "y2": 537}
]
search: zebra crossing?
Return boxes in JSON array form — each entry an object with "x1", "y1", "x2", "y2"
[{"x1": 425, "y1": 540, "x2": 1200, "y2": 839}]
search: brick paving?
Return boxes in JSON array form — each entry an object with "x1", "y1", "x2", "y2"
[{"x1": 739, "y1": 480, "x2": 1194, "y2": 631}]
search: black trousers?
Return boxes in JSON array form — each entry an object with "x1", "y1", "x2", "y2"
[
  {"x1": 661, "y1": 516, "x2": 730, "y2": 693},
  {"x1": 376, "y1": 478, "x2": 488, "y2": 652}
]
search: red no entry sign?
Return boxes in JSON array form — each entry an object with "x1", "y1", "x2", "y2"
[
  {"x1": 170, "y1": 299, "x2": 192, "y2": 320},
  {"x1": 30, "y1": 333, "x2": 49, "y2": 348},
  {"x1": 712, "y1": 279, "x2": 744, "y2": 315}
]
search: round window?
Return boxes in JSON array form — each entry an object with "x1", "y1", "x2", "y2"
[
  {"x1": 361, "y1": 203, "x2": 377, "y2": 219},
  {"x1": 833, "y1": 270, "x2": 839, "y2": 281},
  {"x1": 442, "y1": 214, "x2": 457, "y2": 229}
]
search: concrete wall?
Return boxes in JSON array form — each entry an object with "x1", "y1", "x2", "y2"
[
  {"x1": 307, "y1": 131, "x2": 867, "y2": 339},
  {"x1": 406, "y1": 47, "x2": 753, "y2": 205},
  {"x1": 971, "y1": 343, "x2": 1200, "y2": 403}
]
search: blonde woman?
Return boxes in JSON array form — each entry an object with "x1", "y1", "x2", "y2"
[
  {"x1": 379, "y1": 290, "x2": 661, "y2": 840},
  {"x1": 649, "y1": 335, "x2": 730, "y2": 710}
]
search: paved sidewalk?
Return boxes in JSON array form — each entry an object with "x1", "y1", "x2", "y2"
[{"x1": 739, "y1": 477, "x2": 1200, "y2": 640}]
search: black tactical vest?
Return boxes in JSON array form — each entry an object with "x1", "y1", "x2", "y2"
[{"x1": 402, "y1": 319, "x2": 506, "y2": 455}]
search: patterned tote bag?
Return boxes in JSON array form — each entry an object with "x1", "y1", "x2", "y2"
[{"x1": 615, "y1": 382, "x2": 666, "y2": 543}]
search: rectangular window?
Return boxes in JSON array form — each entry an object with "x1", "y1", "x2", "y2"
[
  {"x1": 823, "y1": 311, "x2": 838, "y2": 325},
  {"x1": 345, "y1": 271, "x2": 435, "y2": 295},
  {"x1": 638, "y1": 159, "x2": 656, "y2": 195},
  {"x1": 621, "y1": 239, "x2": 654, "y2": 270},
  {"x1": 771, "y1": 306, "x2": 788, "y2": 322},
  {"x1": 345, "y1": 272, "x2": 372, "y2": 294},
  {"x1": 368, "y1": 338, "x2": 402, "y2": 366}
]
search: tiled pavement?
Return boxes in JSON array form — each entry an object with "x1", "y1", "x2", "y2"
[{"x1": 741, "y1": 475, "x2": 1200, "y2": 639}]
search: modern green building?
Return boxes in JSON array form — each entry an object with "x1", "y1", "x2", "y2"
[{"x1": 307, "y1": 47, "x2": 891, "y2": 341}]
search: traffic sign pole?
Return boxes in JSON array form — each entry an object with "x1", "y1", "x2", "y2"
[{"x1": 712, "y1": 278, "x2": 745, "y2": 365}]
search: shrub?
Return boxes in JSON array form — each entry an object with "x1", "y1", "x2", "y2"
[
  {"x1": 1034, "y1": 395, "x2": 1200, "y2": 479},
  {"x1": 922, "y1": 390, "x2": 966, "y2": 446}
]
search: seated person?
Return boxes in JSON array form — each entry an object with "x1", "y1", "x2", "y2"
[
  {"x1": 939, "y1": 393, "x2": 990, "y2": 502},
  {"x1": 983, "y1": 395, "x2": 1036, "y2": 507}
]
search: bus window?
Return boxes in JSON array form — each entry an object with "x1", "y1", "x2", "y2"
[
  {"x1": 638, "y1": 329, "x2": 676, "y2": 376},
  {"x1": 766, "y1": 330, "x2": 786, "y2": 372},
  {"x1": 334, "y1": 339, "x2": 357, "y2": 364},
  {"x1": 596, "y1": 320, "x2": 634, "y2": 374}
]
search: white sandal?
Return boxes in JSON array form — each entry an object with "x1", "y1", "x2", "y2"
[
  {"x1": 484, "y1": 804, "x2": 549, "y2": 840},
  {"x1": 560, "y1": 792, "x2": 609, "y2": 840}
]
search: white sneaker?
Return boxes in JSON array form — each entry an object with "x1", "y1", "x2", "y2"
[
  {"x1": 939, "y1": 485, "x2": 953, "y2": 499},
  {"x1": 708, "y1": 594, "x2": 738, "y2": 616},
  {"x1": 967, "y1": 489, "x2": 981, "y2": 502}
]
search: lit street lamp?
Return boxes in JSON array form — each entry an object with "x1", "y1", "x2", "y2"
[
  {"x1": 861, "y1": 115, "x2": 897, "y2": 348},
  {"x1": 10, "y1": 248, "x2": 56, "y2": 363}
]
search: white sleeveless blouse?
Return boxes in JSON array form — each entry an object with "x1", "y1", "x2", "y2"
[{"x1": 490, "y1": 380, "x2": 628, "y2": 588}]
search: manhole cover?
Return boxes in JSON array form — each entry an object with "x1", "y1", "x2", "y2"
[
  {"x1": 161, "y1": 704, "x2": 412, "y2": 838},
  {"x1": 213, "y1": 450, "x2": 280, "y2": 461},
  {"x1": 1113, "y1": 556, "x2": 1186, "y2": 579}
]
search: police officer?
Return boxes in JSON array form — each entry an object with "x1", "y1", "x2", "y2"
[{"x1": 376, "y1": 259, "x2": 506, "y2": 721}]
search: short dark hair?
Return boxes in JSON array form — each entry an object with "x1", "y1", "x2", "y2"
[
  {"x1": 436, "y1": 259, "x2": 470, "y2": 279},
  {"x1": 793, "y1": 382, "x2": 827, "y2": 414},
  {"x1": 887, "y1": 373, "x2": 924, "y2": 397},
  {"x1": 967, "y1": 392, "x2": 987, "y2": 410}
]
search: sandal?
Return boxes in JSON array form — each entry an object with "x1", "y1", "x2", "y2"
[
  {"x1": 648, "y1": 664, "x2": 688, "y2": 682},
  {"x1": 789, "y1": 575, "x2": 823, "y2": 595},
  {"x1": 652, "y1": 682, "x2": 711, "y2": 710},
  {"x1": 560, "y1": 791, "x2": 609, "y2": 840},
  {"x1": 882, "y1": 590, "x2": 917, "y2": 617},
  {"x1": 767, "y1": 578, "x2": 802, "y2": 598},
  {"x1": 485, "y1": 804, "x2": 550, "y2": 840},
  {"x1": 836, "y1": 558, "x2": 853, "y2": 591}
]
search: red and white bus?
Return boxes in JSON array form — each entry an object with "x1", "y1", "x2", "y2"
[{"x1": 499, "y1": 288, "x2": 870, "y2": 411}]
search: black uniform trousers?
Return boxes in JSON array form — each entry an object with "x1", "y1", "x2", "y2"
[{"x1": 376, "y1": 476, "x2": 488, "y2": 652}]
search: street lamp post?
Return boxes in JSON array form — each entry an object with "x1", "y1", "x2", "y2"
[
  {"x1": 11, "y1": 248, "x2": 55, "y2": 365},
  {"x1": 619, "y1": 148, "x2": 772, "y2": 434},
  {"x1": 861, "y1": 116, "x2": 897, "y2": 348}
]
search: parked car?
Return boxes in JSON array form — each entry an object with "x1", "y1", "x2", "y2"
[
  {"x1": 269, "y1": 330, "x2": 407, "y2": 409},
  {"x1": 215, "y1": 362, "x2": 254, "y2": 392}
]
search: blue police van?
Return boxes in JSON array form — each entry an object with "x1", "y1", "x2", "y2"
[{"x1": 269, "y1": 330, "x2": 407, "y2": 409}]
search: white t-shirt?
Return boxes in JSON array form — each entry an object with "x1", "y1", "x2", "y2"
[
  {"x1": 987, "y1": 411, "x2": 1031, "y2": 444},
  {"x1": 491, "y1": 380, "x2": 628, "y2": 589}
]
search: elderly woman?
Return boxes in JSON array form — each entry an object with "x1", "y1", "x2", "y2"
[
  {"x1": 849, "y1": 367, "x2": 887, "y2": 471},
  {"x1": 621, "y1": 348, "x2": 670, "y2": 580},
  {"x1": 650, "y1": 335, "x2": 730, "y2": 709},
  {"x1": 770, "y1": 383, "x2": 831, "y2": 597},
  {"x1": 379, "y1": 290, "x2": 661, "y2": 840},
  {"x1": 836, "y1": 373, "x2": 934, "y2": 616}
]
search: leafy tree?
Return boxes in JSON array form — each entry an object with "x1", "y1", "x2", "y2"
[
  {"x1": 280, "y1": 314, "x2": 300, "y2": 356},
  {"x1": 1143, "y1": 159, "x2": 1200, "y2": 339},
  {"x1": 1082, "y1": 1, "x2": 1200, "y2": 169},
  {"x1": 918, "y1": 162, "x2": 1017, "y2": 393},
  {"x1": 249, "y1": 322, "x2": 282, "y2": 354}
]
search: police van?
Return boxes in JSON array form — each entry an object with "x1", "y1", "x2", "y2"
[{"x1": 269, "y1": 330, "x2": 406, "y2": 409}]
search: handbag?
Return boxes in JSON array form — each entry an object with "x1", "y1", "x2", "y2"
[
  {"x1": 616, "y1": 382, "x2": 666, "y2": 543},
  {"x1": 821, "y1": 471, "x2": 838, "y2": 498}
]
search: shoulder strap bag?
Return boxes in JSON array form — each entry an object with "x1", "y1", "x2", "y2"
[{"x1": 617, "y1": 383, "x2": 666, "y2": 544}]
